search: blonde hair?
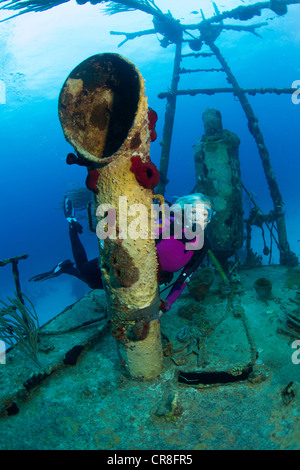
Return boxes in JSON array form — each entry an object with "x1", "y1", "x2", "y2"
[{"x1": 174, "y1": 193, "x2": 213, "y2": 210}]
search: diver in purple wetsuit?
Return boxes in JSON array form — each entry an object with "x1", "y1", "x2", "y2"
[
  {"x1": 154, "y1": 193, "x2": 214, "y2": 312},
  {"x1": 30, "y1": 193, "x2": 214, "y2": 311}
]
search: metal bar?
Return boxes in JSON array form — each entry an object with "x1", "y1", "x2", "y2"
[
  {"x1": 156, "y1": 37, "x2": 183, "y2": 196},
  {"x1": 158, "y1": 87, "x2": 297, "y2": 99},
  {"x1": 179, "y1": 67, "x2": 224, "y2": 74}
]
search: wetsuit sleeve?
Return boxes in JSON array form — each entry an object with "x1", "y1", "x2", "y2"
[{"x1": 162, "y1": 235, "x2": 210, "y2": 312}]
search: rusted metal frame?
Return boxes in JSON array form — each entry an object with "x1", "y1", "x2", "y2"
[
  {"x1": 156, "y1": 35, "x2": 183, "y2": 196},
  {"x1": 158, "y1": 87, "x2": 297, "y2": 99},
  {"x1": 0, "y1": 254, "x2": 29, "y2": 304},
  {"x1": 207, "y1": 40, "x2": 296, "y2": 265}
]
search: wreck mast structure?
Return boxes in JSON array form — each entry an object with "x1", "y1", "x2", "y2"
[{"x1": 109, "y1": 0, "x2": 299, "y2": 267}]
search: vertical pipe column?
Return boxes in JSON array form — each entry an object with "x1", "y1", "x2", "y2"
[{"x1": 58, "y1": 54, "x2": 163, "y2": 380}]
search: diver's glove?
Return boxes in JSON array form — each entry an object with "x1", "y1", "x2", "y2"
[
  {"x1": 67, "y1": 218, "x2": 83, "y2": 234},
  {"x1": 64, "y1": 196, "x2": 75, "y2": 219}
]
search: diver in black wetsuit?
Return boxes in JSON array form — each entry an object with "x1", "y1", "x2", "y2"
[{"x1": 29, "y1": 197, "x2": 103, "y2": 290}]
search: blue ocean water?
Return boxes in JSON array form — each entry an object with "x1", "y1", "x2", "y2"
[{"x1": 0, "y1": 0, "x2": 299, "y2": 326}]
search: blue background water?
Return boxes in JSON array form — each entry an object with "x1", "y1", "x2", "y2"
[{"x1": 0, "y1": 0, "x2": 299, "y2": 325}]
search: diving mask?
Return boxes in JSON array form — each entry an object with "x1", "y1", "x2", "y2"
[{"x1": 185, "y1": 203, "x2": 215, "y2": 226}]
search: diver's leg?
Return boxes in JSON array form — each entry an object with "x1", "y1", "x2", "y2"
[
  {"x1": 79, "y1": 258, "x2": 103, "y2": 290},
  {"x1": 69, "y1": 222, "x2": 88, "y2": 270},
  {"x1": 64, "y1": 196, "x2": 88, "y2": 270},
  {"x1": 29, "y1": 259, "x2": 78, "y2": 282}
]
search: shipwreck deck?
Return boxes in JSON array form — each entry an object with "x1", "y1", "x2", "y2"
[{"x1": 0, "y1": 265, "x2": 299, "y2": 450}]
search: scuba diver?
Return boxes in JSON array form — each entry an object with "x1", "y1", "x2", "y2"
[
  {"x1": 155, "y1": 193, "x2": 213, "y2": 311},
  {"x1": 30, "y1": 193, "x2": 214, "y2": 312}
]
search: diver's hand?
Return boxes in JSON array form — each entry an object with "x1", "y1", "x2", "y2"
[{"x1": 159, "y1": 299, "x2": 169, "y2": 316}]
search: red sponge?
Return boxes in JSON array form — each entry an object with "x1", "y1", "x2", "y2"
[{"x1": 130, "y1": 155, "x2": 160, "y2": 190}]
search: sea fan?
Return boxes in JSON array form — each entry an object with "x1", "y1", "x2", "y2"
[
  {"x1": 0, "y1": 0, "x2": 70, "y2": 15},
  {"x1": 0, "y1": 0, "x2": 161, "y2": 21},
  {"x1": 103, "y1": 0, "x2": 162, "y2": 16}
]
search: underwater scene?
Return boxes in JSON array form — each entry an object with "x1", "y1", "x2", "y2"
[{"x1": 0, "y1": 0, "x2": 299, "y2": 452}]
